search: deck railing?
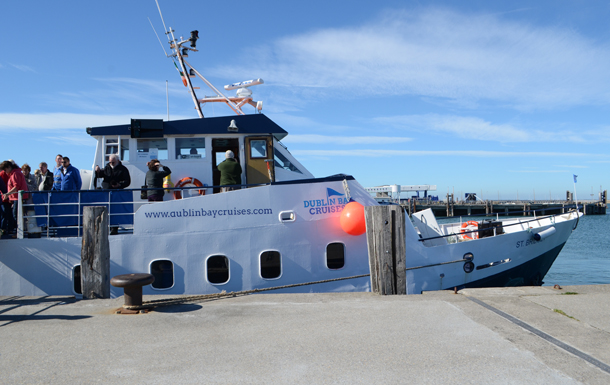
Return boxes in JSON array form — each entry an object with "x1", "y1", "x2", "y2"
[{"x1": 15, "y1": 183, "x2": 261, "y2": 239}]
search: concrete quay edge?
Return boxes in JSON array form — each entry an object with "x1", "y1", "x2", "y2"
[{"x1": 0, "y1": 285, "x2": 609, "y2": 384}]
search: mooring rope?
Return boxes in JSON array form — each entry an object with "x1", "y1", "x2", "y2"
[{"x1": 124, "y1": 273, "x2": 371, "y2": 310}]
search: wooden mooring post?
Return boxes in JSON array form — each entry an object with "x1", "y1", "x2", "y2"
[
  {"x1": 81, "y1": 206, "x2": 110, "y2": 299},
  {"x1": 365, "y1": 205, "x2": 406, "y2": 295}
]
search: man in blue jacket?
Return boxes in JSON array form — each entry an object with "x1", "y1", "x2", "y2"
[{"x1": 60, "y1": 157, "x2": 82, "y2": 191}]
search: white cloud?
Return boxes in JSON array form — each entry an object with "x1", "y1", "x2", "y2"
[
  {"x1": 9, "y1": 63, "x2": 35, "y2": 73},
  {"x1": 43, "y1": 135, "x2": 97, "y2": 147},
  {"x1": 508, "y1": 170, "x2": 571, "y2": 173},
  {"x1": 38, "y1": 77, "x2": 189, "y2": 113},
  {"x1": 374, "y1": 114, "x2": 530, "y2": 142},
  {"x1": 283, "y1": 134, "x2": 412, "y2": 145},
  {"x1": 553, "y1": 165, "x2": 588, "y2": 169},
  {"x1": 209, "y1": 8, "x2": 610, "y2": 109},
  {"x1": 371, "y1": 114, "x2": 607, "y2": 143},
  {"x1": 0, "y1": 113, "x2": 190, "y2": 130},
  {"x1": 291, "y1": 149, "x2": 604, "y2": 158}
]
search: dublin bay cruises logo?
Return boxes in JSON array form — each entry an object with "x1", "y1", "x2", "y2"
[{"x1": 303, "y1": 188, "x2": 350, "y2": 215}]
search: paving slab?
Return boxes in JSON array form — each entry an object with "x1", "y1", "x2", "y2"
[
  {"x1": 457, "y1": 285, "x2": 610, "y2": 384},
  {"x1": 0, "y1": 288, "x2": 608, "y2": 384}
]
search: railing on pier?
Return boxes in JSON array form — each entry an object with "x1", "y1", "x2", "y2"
[{"x1": 15, "y1": 182, "x2": 262, "y2": 239}]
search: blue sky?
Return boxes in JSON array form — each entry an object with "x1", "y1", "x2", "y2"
[{"x1": 1, "y1": 0, "x2": 609, "y2": 201}]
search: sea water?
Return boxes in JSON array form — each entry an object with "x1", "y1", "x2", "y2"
[{"x1": 544, "y1": 214, "x2": 610, "y2": 286}]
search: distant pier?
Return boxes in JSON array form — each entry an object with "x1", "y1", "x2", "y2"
[
  {"x1": 368, "y1": 185, "x2": 607, "y2": 217},
  {"x1": 401, "y1": 197, "x2": 606, "y2": 217}
]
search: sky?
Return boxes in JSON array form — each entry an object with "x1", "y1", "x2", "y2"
[{"x1": 1, "y1": 0, "x2": 609, "y2": 201}]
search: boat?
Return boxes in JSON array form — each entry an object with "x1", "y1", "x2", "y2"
[{"x1": 0, "y1": 17, "x2": 582, "y2": 297}]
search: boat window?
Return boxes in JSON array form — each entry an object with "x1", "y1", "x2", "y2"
[
  {"x1": 176, "y1": 138, "x2": 205, "y2": 160},
  {"x1": 137, "y1": 139, "x2": 168, "y2": 161},
  {"x1": 150, "y1": 260, "x2": 174, "y2": 289},
  {"x1": 250, "y1": 139, "x2": 267, "y2": 158},
  {"x1": 260, "y1": 251, "x2": 281, "y2": 279},
  {"x1": 105, "y1": 138, "x2": 118, "y2": 162},
  {"x1": 326, "y1": 243, "x2": 345, "y2": 269},
  {"x1": 274, "y1": 150, "x2": 303, "y2": 174},
  {"x1": 73, "y1": 265, "x2": 82, "y2": 294},
  {"x1": 207, "y1": 255, "x2": 230, "y2": 284},
  {"x1": 120, "y1": 139, "x2": 129, "y2": 161}
]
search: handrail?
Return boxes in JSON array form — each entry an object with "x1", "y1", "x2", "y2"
[
  {"x1": 15, "y1": 182, "x2": 264, "y2": 239},
  {"x1": 417, "y1": 210, "x2": 578, "y2": 242}
]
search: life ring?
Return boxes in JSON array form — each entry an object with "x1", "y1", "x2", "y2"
[
  {"x1": 460, "y1": 221, "x2": 479, "y2": 240},
  {"x1": 173, "y1": 177, "x2": 205, "y2": 199}
]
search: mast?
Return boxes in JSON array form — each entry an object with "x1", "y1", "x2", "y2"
[{"x1": 155, "y1": 0, "x2": 263, "y2": 117}]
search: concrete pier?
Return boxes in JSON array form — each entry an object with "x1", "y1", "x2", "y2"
[{"x1": 1, "y1": 285, "x2": 609, "y2": 384}]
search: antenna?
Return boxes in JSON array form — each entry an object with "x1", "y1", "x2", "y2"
[
  {"x1": 148, "y1": 17, "x2": 168, "y2": 57},
  {"x1": 155, "y1": 0, "x2": 170, "y2": 36}
]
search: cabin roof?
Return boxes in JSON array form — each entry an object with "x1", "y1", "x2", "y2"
[{"x1": 86, "y1": 114, "x2": 288, "y2": 140}]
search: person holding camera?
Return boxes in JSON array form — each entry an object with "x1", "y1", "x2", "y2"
[{"x1": 145, "y1": 159, "x2": 171, "y2": 202}]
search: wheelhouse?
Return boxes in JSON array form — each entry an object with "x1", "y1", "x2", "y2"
[{"x1": 87, "y1": 114, "x2": 313, "y2": 197}]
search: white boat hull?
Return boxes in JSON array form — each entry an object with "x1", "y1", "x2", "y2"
[{"x1": 0, "y1": 178, "x2": 580, "y2": 297}]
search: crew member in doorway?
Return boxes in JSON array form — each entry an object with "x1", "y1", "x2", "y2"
[
  {"x1": 218, "y1": 150, "x2": 242, "y2": 192},
  {"x1": 95, "y1": 154, "x2": 131, "y2": 190}
]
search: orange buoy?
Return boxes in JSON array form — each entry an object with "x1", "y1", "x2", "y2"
[
  {"x1": 173, "y1": 177, "x2": 205, "y2": 199},
  {"x1": 340, "y1": 201, "x2": 366, "y2": 236},
  {"x1": 460, "y1": 220, "x2": 479, "y2": 240}
]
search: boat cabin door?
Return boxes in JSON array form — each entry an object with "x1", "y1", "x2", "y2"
[
  {"x1": 212, "y1": 138, "x2": 239, "y2": 194},
  {"x1": 245, "y1": 136, "x2": 274, "y2": 185}
]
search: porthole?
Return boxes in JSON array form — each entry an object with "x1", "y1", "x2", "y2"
[
  {"x1": 326, "y1": 243, "x2": 345, "y2": 269},
  {"x1": 150, "y1": 259, "x2": 174, "y2": 289},
  {"x1": 207, "y1": 255, "x2": 230, "y2": 284},
  {"x1": 260, "y1": 251, "x2": 281, "y2": 279},
  {"x1": 73, "y1": 265, "x2": 82, "y2": 294}
]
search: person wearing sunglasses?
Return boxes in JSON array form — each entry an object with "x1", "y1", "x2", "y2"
[{"x1": 59, "y1": 157, "x2": 82, "y2": 191}]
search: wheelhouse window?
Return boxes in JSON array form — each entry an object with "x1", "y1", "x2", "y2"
[
  {"x1": 120, "y1": 139, "x2": 129, "y2": 161},
  {"x1": 150, "y1": 260, "x2": 174, "y2": 289},
  {"x1": 326, "y1": 243, "x2": 345, "y2": 269},
  {"x1": 207, "y1": 255, "x2": 230, "y2": 284},
  {"x1": 137, "y1": 139, "x2": 168, "y2": 161},
  {"x1": 176, "y1": 138, "x2": 205, "y2": 159},
  {"x1": 274, "y1": 150, "x2": 303, "y2": 174},
  {"x1": 250, "y1": 140, "x2": 267, "y2": 158},
  {"x1": 260, "y1": 251, "x2": 281, "y2": 279},
  {"x1": 105, "y1": 138, "x2": 118, "y2": 162}
]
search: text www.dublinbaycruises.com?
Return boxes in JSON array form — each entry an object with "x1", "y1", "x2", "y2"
[{"x1": 144, "y1": 207, "x2": 273, "y2": 219}]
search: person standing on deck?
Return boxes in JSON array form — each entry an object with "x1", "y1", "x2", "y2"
[
  {"x1": 0, "y1": 160, "x2": 29, "y2": 235},
  {"x1": 218, "y1": 150, "x2": 242, "y2": 192},
  {"x1": 145, "y1": 159, "x2": 171, "y2": 202},
  {"x1": 52, "y1": 154, "x2": 63, "y2": 190},
  {"x1": 94, "y1": 154, "x2": 130, "y2": 235},
  {"x1": 0, "y1": 167, "x2": 10, "y2": 233},
  {"x1": 59, "y1": 157, "x2": 82, "y2": 191},
  {"x1": 94, "y1": 154, "x2": 131, "y2": 190},
  {"x1": 35, "y1": 162, "x2": 53, "y2": 191}
]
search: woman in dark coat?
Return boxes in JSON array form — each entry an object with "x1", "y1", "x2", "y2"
[{"x1": 145, "y1": 159, "x2": 171, "y2": 202}]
